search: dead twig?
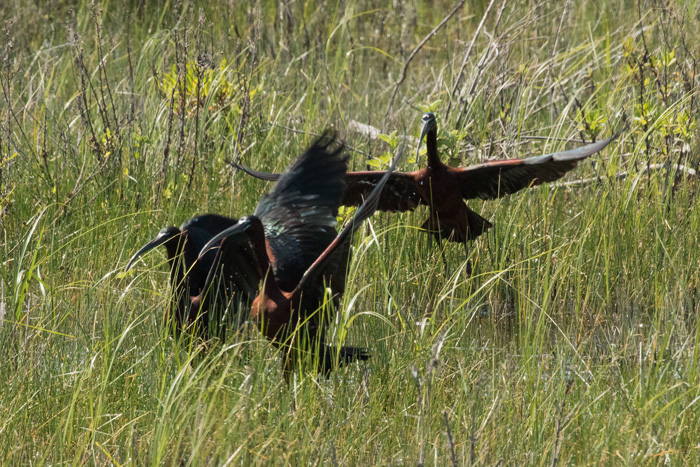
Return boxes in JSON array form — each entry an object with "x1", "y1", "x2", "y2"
[
  {"x1": 446, "y1": 0, "x2": 498, "y2": 120},
  {"x1": 383, "y1": 0, "x2": 466, "y2": 127},
  {"x1": 158, "y1": 87, "x2": 176, "y2": 198},
  {"x1": 348, "y1": 119, "x2": 418, "y2": 146},
  {"x1": 347, "y1": 118, "x2": 583, "y2": 155},
  {"x1": 268, "y1": 122, "x2": 369, "y2": 157},
  {"x1": 555, "y1": 163, "x2": 697, "y2": 188},
  {"x1": 551, "y1": 380, "x2": 574, "y2": 467},
  {"x1": 456, "y1": 0, "x2": 507, "y2": 128},
  {"x1": 443, "y1": 411, "x2": 458, "y2": 467}
]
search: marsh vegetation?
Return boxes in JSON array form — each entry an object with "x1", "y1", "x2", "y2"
[{"x1": 1, "y1": 0, "x2": 699, "y2": 464}]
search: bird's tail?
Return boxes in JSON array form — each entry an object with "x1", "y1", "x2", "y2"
[
  {"x1": 338, "y1": 345, "x2": 371, "y2": 363},
  {"x1": 465, "y1": 207, "x2": 493, "y2": 240},
  {"x1": 320, "y1": 345, "x2": 370, "y2": 374}
]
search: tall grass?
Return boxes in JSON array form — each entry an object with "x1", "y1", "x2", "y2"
[{"x1": 1, "y1": 0, "x2": 699, "y2": 464}]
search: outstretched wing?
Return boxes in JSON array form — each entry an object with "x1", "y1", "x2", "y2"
[
  {"x1": 231, "y1": 161, "x2": 424, "y2": 212},
  {"x1": 457, "y1": 128, "x2": 624, "y2": 200},
  {"x1": 254, "y1": 135, "x2": 348, "y2": 291},
  {"x1": 342, "y1": 171, "x2": 424, "y2": 211},
  {"x1": 294, "y1": 139, "x2": 408, "y2": 295}
]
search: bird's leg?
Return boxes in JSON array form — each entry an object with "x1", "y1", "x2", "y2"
[
  {"x1": 441, "y1": 243, "x2": 450, "y2": 276},
  {"x1": 425, "y1": 228, "x2": 449, "y2": 276},
  {"x1": 282, "y1": 345, "x2": 296, "y2": 384},
  {"x1": 432, "y1": 234, "x2": 449, "y2": 276},
  {"x1": 464, "y1": 241, "x2": 473, "y2": 278}
]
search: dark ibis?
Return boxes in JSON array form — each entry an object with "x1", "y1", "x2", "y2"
[
  {"x1": 200, "y1": 134, "x2": 406, "y2": 375},
  {"x1": 125, "y1": 214, "x2": 259, "y2": 338},
  {"x1": 231, "y1": 113, "x2": 624, "y2": 264}
]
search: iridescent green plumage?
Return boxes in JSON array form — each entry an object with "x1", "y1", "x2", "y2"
[{"x1": 200, "y1": 134, "x2": 406, "y2": 374}]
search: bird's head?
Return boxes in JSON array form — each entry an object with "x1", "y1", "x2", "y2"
[
  {"x1": 197, "y1": 216, "x2": 256, "y2": 259},
  {"x1": 416, "y1": 112, "x2": 438, "y2": 165},
  {"x1": 421, "y1": 112, "x2": 437, "y2": 133},
  {"x1": 181, "y1": 214, "x2": 238, "y2": 235},
  {"x1": 158, "y1": 226, "x2": 182, "y2": 238},
  {"x1": 126, "y1": 226, "x2": 182, "y2": 271}
]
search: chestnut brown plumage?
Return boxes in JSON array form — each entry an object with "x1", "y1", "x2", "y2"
[
  {"x1": 200, "y1": 134, "x2": 406, "y2": 375},
  {"x1": 231, "y1": 113, "x2": 624, "y2": 259}
]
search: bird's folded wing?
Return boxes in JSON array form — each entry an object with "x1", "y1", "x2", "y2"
[{"x1": 201, "y1": 231, "x2": 261, "y2": 302}]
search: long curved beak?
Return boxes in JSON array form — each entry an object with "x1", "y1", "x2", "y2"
[
  {"x1": 415, "y1": 123, "x2": 431, "y2": 166},
  {"x1": 125, "y1": 232, "x2": 173, "y2": 271},
  {"x1": 198, "y1": 220, "x2": 247, "y2": 259}
]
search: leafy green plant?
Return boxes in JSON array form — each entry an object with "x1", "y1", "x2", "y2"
[{"x1": 160, "y1": 59, "x2": 261, "y2": 115}]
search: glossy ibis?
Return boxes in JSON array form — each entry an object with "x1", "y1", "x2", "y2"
[
  {"x1": 200, "y1": 134, "x2": 406, "y2": 375},
  {"x1": 231, "y1": 113, "x2": 624, "y2": 264},
  {"x1": 126, "y1": 214, "x2": 259, "y2": 339}
]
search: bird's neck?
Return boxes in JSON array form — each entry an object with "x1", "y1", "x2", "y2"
[
  {"x1": 426, "y1": 129, "x2": 442, "y2": 168},
  {"x1": 261, "y1": 273, "x2": 288, "y2": 304},
  {"x1": 245, "y1": 218, "x2": 272, "y2": 275},
  {"x1": 181, "y1": 240, "x2": 213, "y2": 294},
  {"x1": 251, "y1": 285, "x2": 293, "y2": 343},
  {"x1": 165, "y1": 242, "x2": 188, "y2": 295},
  {"x1": 245, "y1": 217, "x2": 289, "y2": 302}
]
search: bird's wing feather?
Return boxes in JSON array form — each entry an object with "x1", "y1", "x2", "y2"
[
  {"x1": 294, "y1": 139, "x2": 408, "y2": 295},
  {"x1": 181, "y1": 216, "x2": 260, "y2": 324},
  {"x1": 179, "y1": 215, "x2": 240, "y2": 289},
  {"x1": 199, "y1": 228, "x2": 261, "y2": 306},
  {"x1": 228, "y1": 160, "x2": 281, "y2": 181},
  {"x1": 456, "y1": 128, "x2": 624, "y2": 200},
  {"x1": 342, "y1": 171, "x2": 425, "y2": 212},
  {"x1": 254, "y1": 135, "x2": 347, "y2": 291},
  {"x1": 231, "y1": 160, "x2": 424, "y2": 212}
]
